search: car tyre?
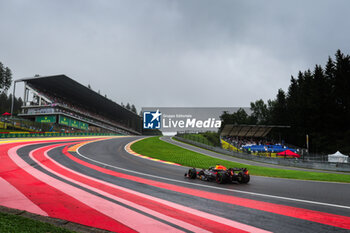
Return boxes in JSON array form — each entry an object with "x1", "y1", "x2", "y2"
[
  {"x1": 237, "y1": 172, "x2": 244, "y2": 183},
  {"x1": 238, "y1": 172, "x2": 250, "y2": 184},
  {"x1": 242, "y1": 174, "x2": 250, "y2": 184},
  {"x1": 216, "y1": 172, "x2": 227, "y2": 184},
  {"x1": 188, "y1": 168, "x2": 197, "y2": 179}
]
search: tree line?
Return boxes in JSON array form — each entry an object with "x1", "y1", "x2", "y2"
[
  {"x1": 121, "y1": 102, "x2": 137, "y2": 114},
  {"x1": 0, "y1": 92, "x2": 23, "y2": 115},
  {"x1": 0, "y1": 62, "x2": 23, "y2": 115},
  {"x1": 220, "y1": 50, "x2": 350, "y2": 154},
  {"x1": 87, "y1": 83, "x2": 138, "y2": 114},
  {"x1": 0, "y1": 62, "x2": 12, "y2": 93}
]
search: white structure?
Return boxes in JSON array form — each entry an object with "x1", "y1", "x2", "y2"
[{"x1": 328, "y1": 151, "x2": 348, "y2": 163}]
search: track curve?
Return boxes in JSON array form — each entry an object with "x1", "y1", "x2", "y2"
[
  {"x1": 1, "y1": 136, "x2": 350, "y2": 233},
  {"x1": 161, "y1": 136, "x2": 350, "y2": 174}
]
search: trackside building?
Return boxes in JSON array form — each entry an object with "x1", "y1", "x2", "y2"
[{"x1": 16, "y1": 75, "x2": 141, "y2": 135}]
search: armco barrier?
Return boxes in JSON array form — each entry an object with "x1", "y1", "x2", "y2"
[{"x1": 174, "y1": 136, "x2": 350, "y2": 172}]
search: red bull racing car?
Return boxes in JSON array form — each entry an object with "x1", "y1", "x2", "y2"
[{"x1": 184, "y1": 164, "x2": 250, "y2": 184}]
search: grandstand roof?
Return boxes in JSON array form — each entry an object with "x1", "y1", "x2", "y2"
[
  {"x1": 220, "y1": 124, "x2": 290, "y2": 138},
  {"x1": 17, "y1": 75, "x2": 141, "y2": 133}
]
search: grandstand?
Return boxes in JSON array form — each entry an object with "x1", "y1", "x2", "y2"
[
  {"x1": 221, "y1": 124, "x2": 298, "y2": 154},
  {"x1": 15, "y1": 75, "x2": 141, "y2": 135}
]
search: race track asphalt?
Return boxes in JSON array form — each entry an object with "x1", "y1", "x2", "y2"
[
  {"x1": 76, "y1": 136, "x2": 350, "y2": 232},
  {"x1": 1, "y1": 136, "x2": 350, "y2": 233}
]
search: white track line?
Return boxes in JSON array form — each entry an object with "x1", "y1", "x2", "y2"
[
  {"x1": 10, "y1": 144, "x2": 184, "y2": 233},
  {"x1": 40, "y1": 147, "x2": 215, "y2": 233},
  {"x1": 47, "y1": 147, "x2": 271, "y2": 233},
  {"x1": 165, "y1": 137, "x2": 350, "y2": 184},
  {"x1": 74, "y1": 139, "x2": 350, "y2": 210},
  {"x1": 0, "y1": 177, "x2": 48, "y2": 216}
]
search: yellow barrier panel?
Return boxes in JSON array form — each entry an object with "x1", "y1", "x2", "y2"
[
  {"x1": 221, "y1": 139, "x2": 242, "y2": 152},
  {"x1": 221, "y1": 139, "x2": 282, "y2": 157}
]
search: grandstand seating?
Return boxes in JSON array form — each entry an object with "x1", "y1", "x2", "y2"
[
  {"x1": 15, "y1": 75, "x2": 142, "y2": 135},
  {"x1": 222, "y1": 136, "x2": 298, "y2": 153},
  {"x1": 241, "y1": 144, "x2": 297, "y2": 153}
]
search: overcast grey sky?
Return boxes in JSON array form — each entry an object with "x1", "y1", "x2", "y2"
[{"x1": 1, "y1": 0, "x2": 349, "y2": 111}]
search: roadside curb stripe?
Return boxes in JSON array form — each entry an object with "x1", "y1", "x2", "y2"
[
  {"x1": 43, "y1": 146, "x2": 251, "y2": 233},
  {"x1": 73, "y1": 142, "x2": 350, "y2": 230},
  {"x1": 43, "y1": 145, "x2": 270, "y2": 233},
  {"x1": 3, "y1": 137, "x2": 350, "y2": 232},
  {"x1": 0, "y1": 177, "x2": 48, "y2": 216},
  {"x1": 0, "y1": 136, "x2": 109, "y2": 145},
  {"x1": 2, "y1": 140, "x2": 136, "y2": 232},
  {"x1": 68, "y1": 137, "x2": 118, "y2": 152},
  {"x1": 125, "y1": 139, "x2": 182, "y2": 166},
  {"x1": 10, "y1": 143, "x2": 185, "y2": 233}
]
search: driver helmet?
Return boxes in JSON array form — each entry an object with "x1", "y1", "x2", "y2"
[{"x1": 215, "y1": 164, "x2": 227, "y2": 170}]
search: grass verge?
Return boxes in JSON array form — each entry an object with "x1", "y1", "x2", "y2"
[
  {"x1": 0, "y1": 212, "x2": 75, "y2": 233},
  {"x1": 0, "y1": 129, "x2": 18, "y2": 132},
  {"x1": 179, "y1": 134, "x2": 214, "y2": 146},
  {"x1": 131, "y1": 136, "x2": 350, "y2": 183}
]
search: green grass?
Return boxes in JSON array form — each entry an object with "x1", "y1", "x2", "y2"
[
  {"x1": 0, "y1": 212, "x2": 75, "y2": 233},
  {"x1": 0, "y1": 129, "x2": 16, "y2": 132},
  {"x1": 179, "y1": 134, "x2": 215, "y2": 146},
  {"x1": 131, "y1": 136, "x2": 350, "y2": 183}
]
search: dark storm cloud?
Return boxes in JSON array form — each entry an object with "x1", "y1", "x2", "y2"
[{"x1": 1, "y1": 0, "x2": 349, "y2": 110}]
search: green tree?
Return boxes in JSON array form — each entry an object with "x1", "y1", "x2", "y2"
[
  {"x1": 0, "y1": 92, "x2": 9, "y2": 113},
  {"x1": 131, "y1": 104, "x2": 137, "y2": 114},
  {"x1": 0, "y1": 93, "x2": 22, "y2": 115},
  {"x1": 233, "y1": 108, "x2": 251, "y2": 124},
  {"x1": 0, "y1": 62, "x2": 12, "y2": 93},
  {"x1": 265, "y1": 50, "x2": 350, "y2": 153},
  {"x1": 268, "y1": 89, "x2": 287, "y2": 125},
  {"x1": 219, "y1": 108, "x2": 253, "y2": 132},
  {"x1": 250, "y1": 99, "x2": 268, "y2": 124},
  {"x1": 333, "y1": 50, "x2": 350, "y2": 151},
  {"x1": 14, "y1": 97, "x2": 23, "y2": 114}
]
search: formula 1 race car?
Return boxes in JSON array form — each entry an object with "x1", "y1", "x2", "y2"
[{"x1": 184, "y1": 165, "x2": 250, "y2": 184}]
